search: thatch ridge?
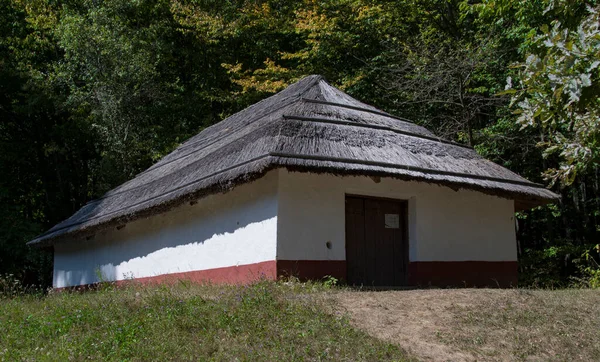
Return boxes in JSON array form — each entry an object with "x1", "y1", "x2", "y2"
[
  {"x1": 283, "y1": 114, "x2": 472, "y2": 150},
  {"x1": 301, "y1": 98, "x2": 436, "y2": 133},
  {"x1": 29, "y1": 74, "x2": 559, "y2": 247}
]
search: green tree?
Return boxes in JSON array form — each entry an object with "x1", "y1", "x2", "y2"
[{"x1": 508, "y1": 5, "x2": 600, "y2": 186}]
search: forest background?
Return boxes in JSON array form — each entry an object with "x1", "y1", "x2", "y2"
[{"x1": 1, "y1": 0, "x2": 599, "y2": 288}]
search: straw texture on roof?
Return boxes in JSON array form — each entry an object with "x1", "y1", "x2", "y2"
[{"x1": 29, "y1": 75, "x2": 558, "y2": 246}]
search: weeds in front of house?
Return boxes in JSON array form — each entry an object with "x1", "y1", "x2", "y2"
[
  {"x1": 0, "y1": 280, "x2": 407, "y2": 361},
  {"x1": 322, "y1": 275, "x2": 339, "y2": 288},
  {"x1": 0, "y1": 274, "x2": 45, "y2": 299}
]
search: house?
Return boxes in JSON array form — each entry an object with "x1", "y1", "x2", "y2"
[{"x1": 29, "y1": 75, "x2": 558, "y2": 288}]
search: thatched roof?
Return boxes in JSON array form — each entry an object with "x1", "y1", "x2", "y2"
[{"x1": 29, "y1": 75, "x2": 558, "y2": 247}]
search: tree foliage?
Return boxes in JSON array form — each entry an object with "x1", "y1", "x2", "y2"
[{"x1": 509, "y1": 5, "x2": 600, "y2": 186}]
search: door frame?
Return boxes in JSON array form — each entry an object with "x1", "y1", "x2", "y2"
[{"x1": 344, "y1": 194, "x2": 410, "y2": 286}]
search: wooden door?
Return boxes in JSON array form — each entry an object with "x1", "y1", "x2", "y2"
[{"x1": 345, "y1": 195, "x2": 408, "y2": 286}]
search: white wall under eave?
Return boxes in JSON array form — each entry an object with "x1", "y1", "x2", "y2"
[
  {"x1": 53, "y1": 171, "x2": 279, "y2": 288},
  {"x1": 276, "y1": 169, "x2": 517, "y2": 262}
]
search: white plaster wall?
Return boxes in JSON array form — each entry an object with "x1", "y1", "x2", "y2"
[
  {"x1": 53, "y1": 171, "x2": 279, "y2": 288},
  {"x1": 276, "y1": 170, "x2": 517, "y2": 262}
]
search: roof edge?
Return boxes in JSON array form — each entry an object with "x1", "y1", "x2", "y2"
[
  {"x1": 36, "y1": 150, "x2": 551, "y2": 238},
  {"x1": 29, "y1": 158, "x2": 558, "y2": 248}
]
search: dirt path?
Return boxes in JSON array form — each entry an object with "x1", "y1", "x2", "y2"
[
  {"x1": 330, "y1": 288, "x2": 600, "y2": 362},
  {"x1": 332, "y1": 289, "x2": 490, "y2": 361}
]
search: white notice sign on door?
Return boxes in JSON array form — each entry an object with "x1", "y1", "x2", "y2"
[{"x1": 385, "y1": 214, "x2": 400, "y2": 229}]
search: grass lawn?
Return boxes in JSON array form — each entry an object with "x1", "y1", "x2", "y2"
[
  {"x1": 2, "y1": 281, "x2": 599, "y2": 361},
  {"x1": 0, "y1": 281, "x2": 408, "y2": 361}
]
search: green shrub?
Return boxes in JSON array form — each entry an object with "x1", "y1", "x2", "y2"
[
  {"x1": 519, "y1": 243, "x2": 600, "y2": 288},
  {"x1": 577, "y1": 244, "x2": 600, "y2": 288}
]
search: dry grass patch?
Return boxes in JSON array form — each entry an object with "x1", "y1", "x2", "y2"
[{"x1": 332, "y1": 288, "x2": 600, "y2": 361}]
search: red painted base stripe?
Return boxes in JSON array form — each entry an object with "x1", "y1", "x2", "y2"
[
  {"x1": 408, "y1": 261, "x2": 518, "y2": 287},
  {"x1": 277, "y1": 260, "x2": 347, "y2": 281},
  {"x1": 55, "y1": 259, "x2": 518, "y2": 290},
  {"x1": 55, "y1": 260, "x2": 278, "y2": 290},
  {"x1": 126, "y1": 260, "x2": 278, "y2": 285}
]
